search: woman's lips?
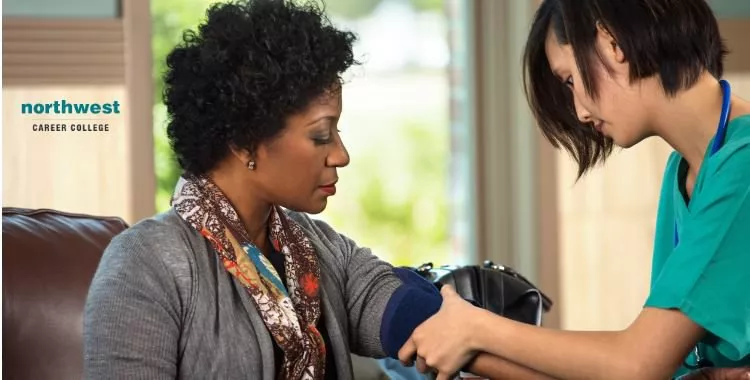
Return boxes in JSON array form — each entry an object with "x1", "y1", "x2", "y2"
[{"x1": 319, "y1": 184, "x2": 336, "y2": 195}]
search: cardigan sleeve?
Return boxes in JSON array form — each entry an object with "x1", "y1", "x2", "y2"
[
  {"x1": 83, "y1": 222, "x2": 185, "y2": 380},
  {"x1": 292, "y1": 213, "x2": 442, "y2": 358}
]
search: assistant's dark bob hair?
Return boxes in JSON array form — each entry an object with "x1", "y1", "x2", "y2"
[{"x1": 523, "y1": 0, "x2": 728, "y2": 177}]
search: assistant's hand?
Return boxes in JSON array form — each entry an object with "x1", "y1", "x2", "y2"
[
  {"x1": 398, "y1": 285, "x2": 484, "y2": 380},
  {"x1": 679, "y1": 367, "x2": 750, "y2": 380}
]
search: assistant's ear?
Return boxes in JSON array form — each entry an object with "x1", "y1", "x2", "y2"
[{"x1": 596, "y1": 21, "x2": 626, "y2": 64}]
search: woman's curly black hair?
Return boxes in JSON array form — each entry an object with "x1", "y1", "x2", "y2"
[{"x1": 163, "y1": 0, "x2": 358, "y2": 175}]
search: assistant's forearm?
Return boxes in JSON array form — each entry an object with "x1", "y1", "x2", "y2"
[
  {"x1": 466, "y1": 352, "x2": 559, "y2": 380},
  {"x1": 470, "y1": 310, "x2": 633, "y2": 380}
]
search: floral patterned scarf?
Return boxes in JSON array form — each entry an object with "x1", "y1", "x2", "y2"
[{"x1": 171, "y1": 174, "x2": 325, "y2": 379}]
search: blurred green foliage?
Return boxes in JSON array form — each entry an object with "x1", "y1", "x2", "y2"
[
  {"x1": 151, "y1": 0, "x2": 450, "y2": 267},
  {"x1": 151, "y1": 0, "x2": 208, "y2": 208},
  {"x1": 407, "y1": 0, "x2": 443, "y2": 12},
  {"x1": 320, "y1": 0, "x2": 382, "y2": 19},
  {"x1": 323, "y1": 120, "x2": 450, "y2": 266}
]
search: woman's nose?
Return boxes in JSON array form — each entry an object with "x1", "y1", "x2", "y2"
[{"x1": 327, "y1": 137, "x2": 350, "y2": 168}]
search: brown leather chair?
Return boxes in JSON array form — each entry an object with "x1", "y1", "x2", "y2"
[{"x1": 3, "y1": 207, "x2": 128, "y2": 380}]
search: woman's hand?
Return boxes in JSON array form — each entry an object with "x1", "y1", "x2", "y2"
[{"x1": 398, "y1": 285, "x2": 486, "y2": 380}]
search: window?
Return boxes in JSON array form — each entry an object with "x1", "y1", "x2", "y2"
[{"x1": 151, "y1": 0, "x2": 471, "y2": 267}]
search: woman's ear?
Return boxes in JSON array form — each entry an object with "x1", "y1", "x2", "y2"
[
  {"x1": 596, "y1": 22, "x2": 626, "y2": 64},
  {"x1": 229, "y1": 145, "x2": 254, "y2": 167}
]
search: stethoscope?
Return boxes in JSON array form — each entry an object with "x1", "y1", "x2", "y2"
[{"x1": 674, "y1": 78, "x2": 732, "y2": 371}]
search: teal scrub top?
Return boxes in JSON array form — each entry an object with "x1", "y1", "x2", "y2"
[{"x1": 645, "y1": 114, "x2": 750, "y2": 377}]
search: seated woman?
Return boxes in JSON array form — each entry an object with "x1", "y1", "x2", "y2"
[{"x1": 82, "y1": 1, "x2": 445, "y2": 378}]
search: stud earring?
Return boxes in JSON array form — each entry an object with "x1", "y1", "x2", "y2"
[{"x1": 247, "y1": 161, "x2": 256, "y2": 170}]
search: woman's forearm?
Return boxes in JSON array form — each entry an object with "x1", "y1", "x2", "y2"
[{"x1": 466, "y1": 353, "x2": 559, "y2": 380}]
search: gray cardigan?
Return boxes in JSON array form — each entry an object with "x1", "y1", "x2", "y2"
[{"x1": 83, "y1": 209, "x2": 403, "y2": 379}]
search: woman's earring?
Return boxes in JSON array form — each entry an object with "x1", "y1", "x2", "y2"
[{"x1": 247, "y1": 161, "x2": 256, "y2": 170}]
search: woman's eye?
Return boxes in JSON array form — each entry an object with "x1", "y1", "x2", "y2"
[
  {"x1": 565, "y1": 76, "x2": 574, "y2": 87},
  {"x1": 312, "y1": 127, "x2": 340, "y2": 145},
  {"x1": 313, "y1": 135, "x2": 332, "y2": 145}
]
